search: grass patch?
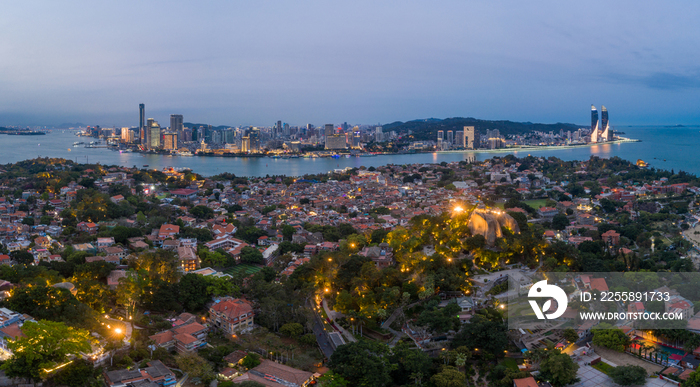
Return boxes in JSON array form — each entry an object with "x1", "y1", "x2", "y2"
[
  {"x1": 592, "y1": 361, "x2": 615, "y2": 375},
  {"x1": 523, "y1": 199, "x2": 548, "y2": 209},
  {"x1": 501, "y1": 358, "x2": 519, "y2": 371},
  {"x1": 223, "y1": 264, "x2": 263, "y2": 276}
]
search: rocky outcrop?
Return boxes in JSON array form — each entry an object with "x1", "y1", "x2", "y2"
[{"x1": 467, "y1": 210, "x2": 520, "y2": 246}]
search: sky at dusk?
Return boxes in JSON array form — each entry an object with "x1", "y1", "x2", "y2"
[{"x1": 2, "y1": 1, "x2": 700, "y2": 128}]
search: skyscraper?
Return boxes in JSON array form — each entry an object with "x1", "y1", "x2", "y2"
[
  {"x1": 455, "y1": 130, "x2": 464, "y2": 148},
  {"x1": 139, "y1": 103, "x2": 145, "y2": 144},
  {"x1": 276, "y1": 121, "x2": 282, "y2": 138},
  {"x1": 163, "y1": 133, "x2": 177, "y2": 150},
  {"x1": 170, "y1": 114, "x2": 183, "y2": 144},
  {"x1": 446, "y1": 130, "x2": 454, "y2": 145},
  {"x1": 148, "y1": 119, "x2": 161, "y2": 150},
  {"x1": 591, "y1": 105, "x2": 599, "y2": 143},
  {"x1": 464, "y1": 126, "x2": 479, "y2": 149},
  {"x1": 600, "y1": 106, "x2": 611, "y2": 141},
  {"x1": 324, "y1": 124, "x2": 334, "y2": 137},
  {"x1": 601, "y1": 106, "x2": 608, "y2": 131}
]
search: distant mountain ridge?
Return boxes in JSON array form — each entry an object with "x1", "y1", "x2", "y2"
[
  {"x1": 384, "y1": 117, "x2": 583, "y2": 141},
  {"x1": 184, "y1": 122, "x2": 232, "y2": 130}
]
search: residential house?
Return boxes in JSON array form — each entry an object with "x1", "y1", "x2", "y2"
[
  {"x1": 149, "y1": 321, "x2": 208, "y2": 354},
  {"x1": 97, "y1": 237, "x2": 116, "y2": 250},
  {"x1": 359, "y1": 243, "x2": 394, "y2": 269},
  {"x1": 159, "y1": 224, "x2": 180, "y2": 239},
  {"x1": 177, "y1": 246, "x2": 200, "y2": 272},
  {"x1": 232, "y1": 359, "x2": 315, "y2": 387},
  {"x1": 209, "y1": 298, "x2": 254, "y2": 334},
  {"x1": 103, "y1": 360, "x2": 176, "y2": 387},
  {"x1": 77, "y1": 222, "x2": 98, "y2": 234}
]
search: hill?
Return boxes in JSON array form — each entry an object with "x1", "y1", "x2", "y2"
[
  {"x1": 384, "y1": 117, "x2": 583, "y2": 141},
  {"x1": 184, "y1": 122, "x2": 232, "y2": 130}
]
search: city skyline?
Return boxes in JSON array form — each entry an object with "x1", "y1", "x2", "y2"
[{"x1": 2, "y1": 1, "x2": 700, "y2": 127}]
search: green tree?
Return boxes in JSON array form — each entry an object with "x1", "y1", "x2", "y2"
[
  {"x1": 451, "y1": 308, "x2": 507, "y2": 358},
  {"x1": 241, "y1": 353, "x2": 261, "y2": 369},
  {"x1": 316, "y1": 371, "x2": 349, "y2": 387},
  {"x1": 10, "y1": 250, "x2": 34, "y2": 265},
  {"x1": 389, "y1": 341, "x2": 432, "y2": 386},
  {"x1": 281, "y1": 224, "x2": 296, "y2": 241},
  {"x1": 592, "y1": 328, "x2": 631, "y2": 352},
  {"x1": 552, "y1": 213, "x2": 569, "y2": 230},
  {"x1": 609, "y1": 365, "x2": 646, "y2": 386},
  {"x1": 2, "y1": 320, "x2": 92, "y2": 382},
  {"x1": 330, "y1": 340, "x2": 394, "y2": 387},
  {"x1": 431, "y1": 366, "x2": 465, "y2": 387},
  {"x1": 190, "y1": 205, "x2": 214, "y2": 219},
  {"x1": 240, "y1": 246, "x2": 264, "y2": 264},
  {"x1": 51, "y1": 359, "x2": 100, "y2": 387},
  {"x1": 563, "y1": 328, "x2": 579, "y2": 343},
  {"x1": 538, "y1": 351, "x2": 580, "y2": 387},
  {"x1": 280, "y1": 322, "x2": 304, "y2": 337},
  {"x1": 176, "y1": 352, "x2": 215, "y2": 384}
]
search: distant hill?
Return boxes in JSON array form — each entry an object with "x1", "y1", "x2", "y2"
[
  {"x1": 184, "y1": 122, "x2": 232, "y2": 130},
  {"x1": 384, "y1": 117, "x2": 583, "y2": 141}
]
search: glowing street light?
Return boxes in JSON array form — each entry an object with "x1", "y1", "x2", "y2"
[
  {"x1": 115, "y1": 328, "x2": 122, "y2": 335},
  {"x1": 453, "y1": 206, "x2": 464, "y2": 213}
]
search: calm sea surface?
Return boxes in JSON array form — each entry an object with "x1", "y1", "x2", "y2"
[{"x1": 0, "y1": 127, "x2": 697, "y2": 177}]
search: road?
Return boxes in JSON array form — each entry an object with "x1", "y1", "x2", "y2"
[{"x1": 312, "y1": 314, "x2": 335, "y2": 359}]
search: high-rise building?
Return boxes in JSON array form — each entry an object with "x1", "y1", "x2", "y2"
[
  {"x1": 283, "y1": 123, "x2": 290, "y2": 136},
  {"x1": 455, "y1": 131, "x2": 464, "y2": 148},
  {"x1": 324, "y1": 124, "x2": 334, "y2": 137},
  {"x1": 447, "y1": 130, "x2": 454, "y2": 145},
  {"x1": 353, "y1": 131, "x2": 361, "y2": 148},
  {"x1": 375, "y1": 126, "x2": 383, "y2": 142},
  {"x1": 148, "y1": 120, "x2": 161, "y2": 150},
  {"x1": 600, "y1": 105, "x2": 612, "y2": 141},
  {"x1": 170, "y1": 115, "x2": 183, "y2": 144},
  {"x1": 163, "y1": 133, "x2": 177, "y2": 150},
  {"x1": 464, "y1": 126, "x2": 479, "y2": 149},
  {"x1": 325, "y1": 135, "x2": 346, "y2": 150},
  {"x1": 601, "y1": 106, "x2": 608, "y2": 132},
  {"x1": 145, "y1": 118, "x2": 154, "y2": 147},
  {"x1": 591, "y1": 105, "x2": 599, "y2": 143},
  {"x1": 121, "y1": 127, "x2": 134, "y2": 143},
  {"x1": 249, "y1": 128, "x2": 260, "y2": 150},
  {"x1": 241, "y1": 136, "x2": 251, "y2": 152},
  {"x1": 139, "y1": 104, "x2": 145, "y2": 144},
  {"x1": 276, "y1": 121, "x2": 282, "y2": 138}
]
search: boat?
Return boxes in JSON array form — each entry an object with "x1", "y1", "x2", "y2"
[{"x1": 177, "y1": 151, "x2": 193, "y2": 156}]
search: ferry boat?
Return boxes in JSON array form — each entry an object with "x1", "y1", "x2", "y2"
[{"x1": 177, "y1": 151, "x2": 193, "y2": 156}]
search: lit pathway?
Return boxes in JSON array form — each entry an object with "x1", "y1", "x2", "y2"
[{"x1": 321, "y1": 299, "x2": 357, "y2": 343}]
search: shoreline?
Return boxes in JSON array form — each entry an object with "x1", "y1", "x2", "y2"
[
  {"x1": 434, "y1": 137, "x2": 640, "y2": 155},
  {"x1": 119, "y1": 137, "x2": 641, "y2": 159}
]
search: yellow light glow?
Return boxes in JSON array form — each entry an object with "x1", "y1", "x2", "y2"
[{"x1": 115, "y1": 328, "x2": 122, "y2": 334}]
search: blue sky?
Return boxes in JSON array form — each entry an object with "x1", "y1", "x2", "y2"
[{"x1": 2, "y1": 1, "x2": 700, "y2": 127}]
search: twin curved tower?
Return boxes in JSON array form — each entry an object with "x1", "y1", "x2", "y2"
[{"x1": 590, "y1": 105, "x2": 612, "y2": 143}]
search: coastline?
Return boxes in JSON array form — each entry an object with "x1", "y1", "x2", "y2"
[
  {"x1": 121, "y1": 137, "x2": 641, "y2": 159},
  {"x1": 434, "y1": 137, "x2": 640, "y2": 155}
]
